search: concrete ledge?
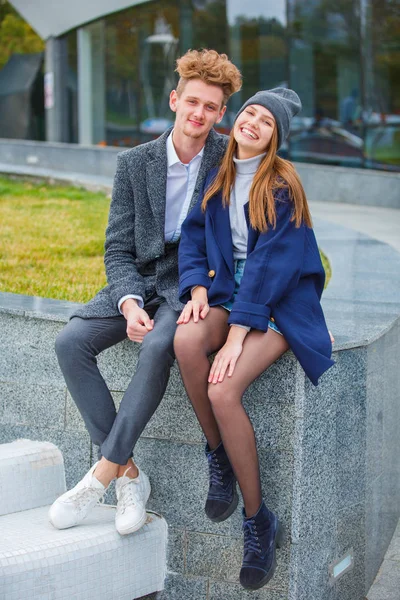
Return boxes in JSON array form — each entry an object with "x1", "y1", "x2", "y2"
[
  {"x1": 0, "y1": 139, "x2": 119, "y2": 179},
  {"x1": 0, "y1": 138, "x2": 399, "y2": 208},
  {"x1": 0, "y1": 219, "x2": 399, "y2": 600},
  {"x1": 295, "y1": 162, "x2": 400, "y2": 208}
]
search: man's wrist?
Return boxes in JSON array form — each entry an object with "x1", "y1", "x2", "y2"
[{"x1": 121, "y1": 298, "x2": 139, "y2": 319}]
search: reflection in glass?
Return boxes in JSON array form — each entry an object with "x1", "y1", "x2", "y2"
[
  {"x1": 62, "y1": 0, "x2": 399, "y2": 172},
  {"x1": 288, "y1": 0, "x2": 364, "y2": 167},
  {"x1": 105, "y1": 1, "x2": 179, "y2": 146},
  {"x1": 363, "y1": 0, "x2": 400, "y2": 171}
]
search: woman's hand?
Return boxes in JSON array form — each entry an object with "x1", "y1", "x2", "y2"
[
  {"x1": 329, "y1": 330, "x2": 335, "y2": 344},
  {"x1": 208, "y1": 325, "x2": 248, "y2": 383},
  {"x1": 177, "y1": 286, "x2": 209, "y2": 324}
]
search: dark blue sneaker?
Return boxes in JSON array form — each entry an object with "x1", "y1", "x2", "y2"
[
  {"x1": 205, "y1": 442, "x2": 238, "y2": 522},
  {"x1": 240, "y1": 501, "x2": 283, "y2": 590}
]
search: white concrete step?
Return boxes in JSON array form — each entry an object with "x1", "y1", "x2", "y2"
[
  {"x1": 0, "y1": 504, "x2": 167, "y2": 600},
  {"x1": 0, "y1": 440, "x2": 66, "y2": 516}
]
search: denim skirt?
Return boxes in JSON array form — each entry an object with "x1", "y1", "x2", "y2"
[{"x1": 220, "y1": 259, "x2": 282, "y2": 335}]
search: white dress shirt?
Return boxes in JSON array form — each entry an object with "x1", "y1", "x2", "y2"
[{"x1": 118, "y1": 130, "x2": 204, "y2": 312}]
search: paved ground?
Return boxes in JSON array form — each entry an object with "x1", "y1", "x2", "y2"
[
  {"x1": 367, "y1": 520, "x2": 400, "y2": 600},
  {"x1": 309, "y1": 200, "x2": 400, "y2": 253}
]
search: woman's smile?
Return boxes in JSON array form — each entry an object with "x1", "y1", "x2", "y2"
[{"x1": 239, "y1": 126, "x2": 259, "y2": 140}]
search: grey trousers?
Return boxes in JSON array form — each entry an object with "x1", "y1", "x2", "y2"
[{"x1": 55, "y1": 299, "x2": 179, "y2": 464}]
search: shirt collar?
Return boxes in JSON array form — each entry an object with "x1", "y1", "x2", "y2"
[{"x1": 167, "y1": 129, "x2": 204, "y2": 167}]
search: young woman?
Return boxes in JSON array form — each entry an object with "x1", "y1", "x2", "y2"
[{"x1": 174, "y1": 88, "x2": 334, "y2": 591}]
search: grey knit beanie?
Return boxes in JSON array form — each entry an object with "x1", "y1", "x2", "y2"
[{"x1": 235, "y1": 87, "x2": 302, "y2": 149}]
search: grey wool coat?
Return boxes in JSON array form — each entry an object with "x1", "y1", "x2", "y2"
[{"x1": 72, "y1": 127, "x2": 228, "y2": 319}]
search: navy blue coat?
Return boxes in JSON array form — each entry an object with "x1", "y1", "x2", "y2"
[{"x1": 178, "y1": 170, "x2": 334, "y2": 386}]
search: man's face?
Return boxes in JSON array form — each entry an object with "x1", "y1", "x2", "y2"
[{"x1": 169, "y1": 79, "x2": 226, "y2": 141}]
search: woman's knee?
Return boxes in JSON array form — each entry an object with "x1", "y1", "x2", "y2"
[
  {"x1": 174, "y1": 323, "x2": 207, "y2": 360},
  {"x1": 208, "y1": 382, "x2": 240, "y2": 415}
]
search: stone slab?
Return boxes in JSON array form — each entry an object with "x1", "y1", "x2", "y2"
[
  {"x1": 0, "y1": 381, "x2": 66, "y2": 430},
  {"x1": 209, "y1": 581, "x2": 289, "y2": 600},
  {"x1": 0, "y1": 313, "x2": 65, "y2": 386}
]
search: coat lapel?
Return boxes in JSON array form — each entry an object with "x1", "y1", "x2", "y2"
[
  {"x1": 146, "y1": 128, "x2": 172, "y2": 242},
  {"x1": 188, "y1": 128, "x2": 227, "y2": 212}
]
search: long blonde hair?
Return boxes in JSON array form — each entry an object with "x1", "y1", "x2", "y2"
[{"x1": 201, "y1": 127, "x2": 312, "y2": 232}]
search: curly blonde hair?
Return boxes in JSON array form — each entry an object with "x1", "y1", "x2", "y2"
[{"x1": 175, "y1": 49, "x2": 242, "y2": 106}]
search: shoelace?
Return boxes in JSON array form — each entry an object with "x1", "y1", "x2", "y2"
[
  {"x1": 243, "y1": 519, "x2": 262, "y2": 555},
  {"x1": 70, "y1": 486, "x2": 104, "y2": 511},
  {"x1": 207, "y1": 453, "x2": 223, "y2": 487},
  {"x1": 117, "y1": 479, "x2": 140, "y2": 513}
]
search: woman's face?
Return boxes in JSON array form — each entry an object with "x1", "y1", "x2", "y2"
[{"x1": 233, "y1": 104, "x2": 275, "y2": 159}]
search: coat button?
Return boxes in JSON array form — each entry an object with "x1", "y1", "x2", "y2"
[{"x1": 208, "y1": 269, "x2": 216, "y2": 278}]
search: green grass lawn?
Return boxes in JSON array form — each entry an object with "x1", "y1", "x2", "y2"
[
  {"x1": 0, "y1": 176, "x2": 109, "y2": 303},
  {"x1": 0, "y1": 175, "x2": 331, "y2": 304}
]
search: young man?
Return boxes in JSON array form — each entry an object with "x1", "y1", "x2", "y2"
[{"x1": 49, "y1": 49, "x2": 242, "y2": 535}]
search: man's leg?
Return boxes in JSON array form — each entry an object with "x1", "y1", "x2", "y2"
[
  {"x1": 100, "y1": 300, "x2": 179, "y2": 464},
  {"x1": 50, "y1": 315, "x2": 129, "y2": 530},
  {"x1": 94, "y1": 300, "x2": 179, "y2": 535},
  {"x1": 55, "y1": 315, "x2": 128, "y2": 449},
  {"x1": 50, "y1": 301, "x2": 178, "y2": 532}
]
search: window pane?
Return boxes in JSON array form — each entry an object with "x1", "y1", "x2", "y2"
[
  {"x1": 105, "y1": 1, "x2": 179, "y2": 146},
  {"x1": 288, "y1": 0, "x2": 364, "y2": 167},
  {"x1": 363, "y1": 0, "x2": 400, "y2": 171},
  {"x1": 190, "y1": 0, "x2": 287, "y2": 145}
]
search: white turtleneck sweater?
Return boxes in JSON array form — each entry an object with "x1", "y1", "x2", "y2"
[{"x1": 230, "y1": 153, "x2": 266, "y2": 260}]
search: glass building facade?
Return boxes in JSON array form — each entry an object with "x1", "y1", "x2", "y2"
[{"x1": 24, "y1": 0, "x2": 400, "y2": 171}]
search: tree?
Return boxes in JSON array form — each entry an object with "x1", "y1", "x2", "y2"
[{"x1": 0, "y1": 1, "x2": 44, "y2": 69}]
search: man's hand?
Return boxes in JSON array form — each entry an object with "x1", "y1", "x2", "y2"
[
  {"x1": 121, "y1": 299, "x2": 154, "y2": 343},
  {"x1": 177, "y1": 286, "x2": 209, "y2": 324}
]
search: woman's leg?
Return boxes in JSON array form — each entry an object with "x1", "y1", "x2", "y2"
[
  {"x1": 174, "y1": 307, "x2": 229, "y2": 449},
  {"x1": 208, "y1": 328, "x2": 289, "y2": 517}
]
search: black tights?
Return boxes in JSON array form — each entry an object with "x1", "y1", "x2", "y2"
[{"x1": 174, "y1": 307, "x2": 289, "y2": 517}]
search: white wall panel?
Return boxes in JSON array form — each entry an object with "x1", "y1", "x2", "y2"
[{"x1": 9, "y1": 0, "x2": 150, "y2": 39}]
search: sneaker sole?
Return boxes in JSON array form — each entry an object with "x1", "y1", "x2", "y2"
[
  {"x1": 48, "y1": 506, "x2": 82, "y2": 530},
  {"x1": 207, "y1": 489, "x2": 239, "y2": 523},
  {"x1": 116, "y1": 509, "x2": 148, "y2": 535},
  {"x1": 116, "y1": 479, "x2": 151, "y2": 536}
]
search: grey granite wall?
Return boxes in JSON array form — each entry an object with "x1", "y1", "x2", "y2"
[
  {"x1": 1, "y1": 219, "x2": 400, "y2": 600},
  {"x1": 1, "y1": 139, "x2": 399, "y2": 208}
]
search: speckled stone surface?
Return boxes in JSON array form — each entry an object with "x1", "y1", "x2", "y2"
[
  {"x1": 336, "y1": 503, "x2": 366, "y2": 600},
  {"x1": 143, "y1": 391, "x2": 204, "y2": 444},
  {"x1": 0, "y1": 381, "x2": 66, "y2": 429},
  {"x1": 208, "y1": 582, "x2": 289, "y2": 600},
  {"x1": 0, "y1": 313, "x2": 65, "y2": 386},
  {"x1": 154, "y1": 573, "x2": 207, "y2": 599},
  {"x1": 288, "y1": 527, "x2": 338, "y2": 600},
  {"x1": 133, "y1": 437, "x2": 243, "y2": 536},
  {"x1": 165, "y1": 527, "x2": 186, "y2": 574},
  {"x1": 186, "y1": 530, "x2": 290, "y2": 591}
]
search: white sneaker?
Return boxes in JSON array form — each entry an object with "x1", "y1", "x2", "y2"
[
  {"x1": 115, "y1": 468, "x2": 151, "y2": 535},
  {"x1": 48, "y1": 462, "x2": 106, "y2": 529}
]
